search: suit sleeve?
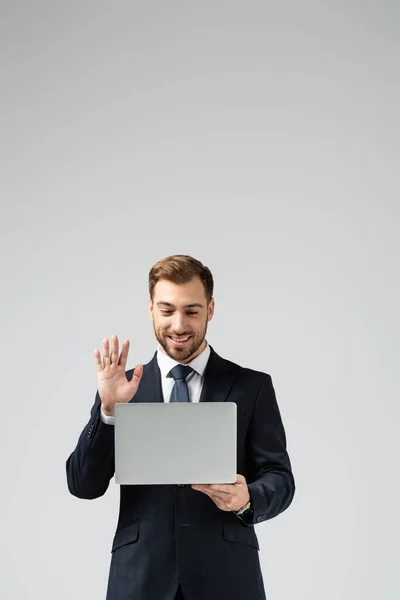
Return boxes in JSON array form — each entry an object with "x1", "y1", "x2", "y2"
[
  {"x1": 66, "y1": 390, "x2": 115, "y2": 499},
  {"x1": 245, "y1": 374, "x2": 295, "y2": 525}
]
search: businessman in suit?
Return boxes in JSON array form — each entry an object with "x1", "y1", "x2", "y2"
[{"x1": 66, "y1": 254, "x2": 295, "y2": 600}]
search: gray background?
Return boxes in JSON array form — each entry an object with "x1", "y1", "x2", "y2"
[{"x1": 1, "y1": 1, "x2": 399, "y2": 599}]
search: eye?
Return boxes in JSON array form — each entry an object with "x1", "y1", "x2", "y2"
[
  {"x1": 187, "y1": 312, "x2": 198, "y2": 315},
  {"x1": 161, "y1": 310, "x2": 173, "y2": 315}
]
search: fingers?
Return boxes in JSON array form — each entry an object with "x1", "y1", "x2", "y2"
[
  {"x1": 192, "y1": 478, "x2": 247, "y2": 507},
  {"x1": 193, "y1": 486, "x2": 226, "y2": 503},
  {"x1": 111, "y1": 334, "x2": 119, "y2": 365},
  {"x1": 118, "y1": 339, "x2": 130, "y2": 368},
  {"x1": 235, "y1": 474, "x2": 246, "y2": 484},
  {"x1": 208, "y1": 491, "x2": 227, "y2": 504},
  {"x1": 93, "y1": 335, "x2": 130, "y2": 370},
  {"x1": 192, "y1": 487, "x2": 232, "y2": 510},
  {"x1": 102, "y1": 338, "x2": 111, "y2": 367},
  {"x1": 192, "y1": 484, "x2": 230, "y2": 498},
  {"x1": 206, "y1": 475, "x2": 246, "y2": 493},
  {"x1": 200, "y1": 484, "x2": 236, "y2": 494},
  {"x1": 94, "y1": 349, "x2": 103, "y2": 372}
]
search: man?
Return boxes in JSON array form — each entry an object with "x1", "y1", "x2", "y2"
[{"x1": 66, "y1": 254, "x2": 295, "y2": 600}]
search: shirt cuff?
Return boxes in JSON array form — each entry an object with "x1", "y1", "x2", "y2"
[{"x1": 100, "y1": 407, "x2": 115, "y2": 425}]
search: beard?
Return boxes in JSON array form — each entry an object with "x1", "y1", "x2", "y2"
[{"x1": 153, "y1": 318, "x2": 208, "y2": 362}]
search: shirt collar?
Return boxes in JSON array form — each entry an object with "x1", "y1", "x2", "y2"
[{"x1": 157, "y1": 341, "x2": 211, "y2": 379}]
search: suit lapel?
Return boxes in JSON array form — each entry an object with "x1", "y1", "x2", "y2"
[
  {"x1": 199, "y1": 345, "x2": 236, "y2": 403},
  {"x1": 129, "y1": 345, "x2": 236, "y2": 404}
]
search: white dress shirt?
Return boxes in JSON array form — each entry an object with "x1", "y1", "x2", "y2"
[{"x1": 100, "y1": 342, "x2": 211, "y2": 424}]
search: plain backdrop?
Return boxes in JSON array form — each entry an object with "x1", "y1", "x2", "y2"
[{"x1": 1, "y1": 1, "x2": 399, "y2": 599}]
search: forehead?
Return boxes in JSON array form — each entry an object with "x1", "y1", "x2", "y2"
[{"x1": 152, "y1": 277, "x2": 207, "y2": 305}]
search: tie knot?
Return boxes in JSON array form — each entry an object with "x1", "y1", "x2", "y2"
[{"x1": 169, "y1": 364, "x2": 194, "y2": 381}]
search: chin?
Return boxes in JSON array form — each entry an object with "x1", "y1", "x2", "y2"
[
  {"x1": 169, "y1": 345, "x2": 195, "y2": 359},
  {"x1": 165, "y1": 337, "x2": 200, "y2": 361}
]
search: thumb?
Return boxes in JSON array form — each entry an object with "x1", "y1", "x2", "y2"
[
  {"x1": 129, "y1": 364, "x2": 144, "y2": 390},
  {"x1": 235, "y1": 474, "x2": 247, "y2": 485}
]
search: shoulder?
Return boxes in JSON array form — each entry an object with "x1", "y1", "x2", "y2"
[{"x1": 211, "y1": 347, "x2": 271, "y2": 387}]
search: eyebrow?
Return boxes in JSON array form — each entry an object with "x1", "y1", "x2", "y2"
[{"x1": 156, "y1": 302, "x2": 204, "y2": 309}]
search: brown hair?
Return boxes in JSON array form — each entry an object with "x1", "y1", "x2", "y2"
[{"x1": 149, "y1": 255, "x2": 214, "y2": 303}]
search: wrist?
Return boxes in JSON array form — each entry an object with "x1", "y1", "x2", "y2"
[
  {"x1": 237, "y1": 491, "x2": 251, "y2": 513},
  {"x1": 101, "y1": 404, "x2": 114, "y2": 417}
]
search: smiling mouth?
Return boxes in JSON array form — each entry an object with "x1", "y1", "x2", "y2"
[{"x1": 168, "y1": 335, "x2": 192, "y2": 346}]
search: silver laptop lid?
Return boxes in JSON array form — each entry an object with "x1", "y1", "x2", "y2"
[{"x1": 114, "y1": 402, "x2": 237, "y2": 485}]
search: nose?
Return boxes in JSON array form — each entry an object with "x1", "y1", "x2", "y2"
[{"x1": 171, "y1": 312, "x2": 187, "y2": 333}]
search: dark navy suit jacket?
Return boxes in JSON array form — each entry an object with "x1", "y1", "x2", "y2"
[{"x1": 66, "y1": 346, "x2": 295, "y2": 600}]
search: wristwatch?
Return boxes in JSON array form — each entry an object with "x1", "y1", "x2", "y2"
[
  {"x1": 234, "y1": 500, "x2": 253, "y2": 524},
  {"x1": 235, "y1": 501, "x2": 252, "y2": 516}
]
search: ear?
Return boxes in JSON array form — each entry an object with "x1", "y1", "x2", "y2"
[
  {"x1": 149, "y1": 297, "x2": 154, "y2": 319},
  {"x1": 207, "y1": 297, "x2": 215, "y2": 321}
]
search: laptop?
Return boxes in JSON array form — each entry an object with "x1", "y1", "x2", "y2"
[{"x1": 114, "y1": 402, "x2": 237, "y2": 485}]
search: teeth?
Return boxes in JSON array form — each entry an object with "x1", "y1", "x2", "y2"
[{"x1": 171, "y1": 336, "x2": 190, "y2": 342}]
